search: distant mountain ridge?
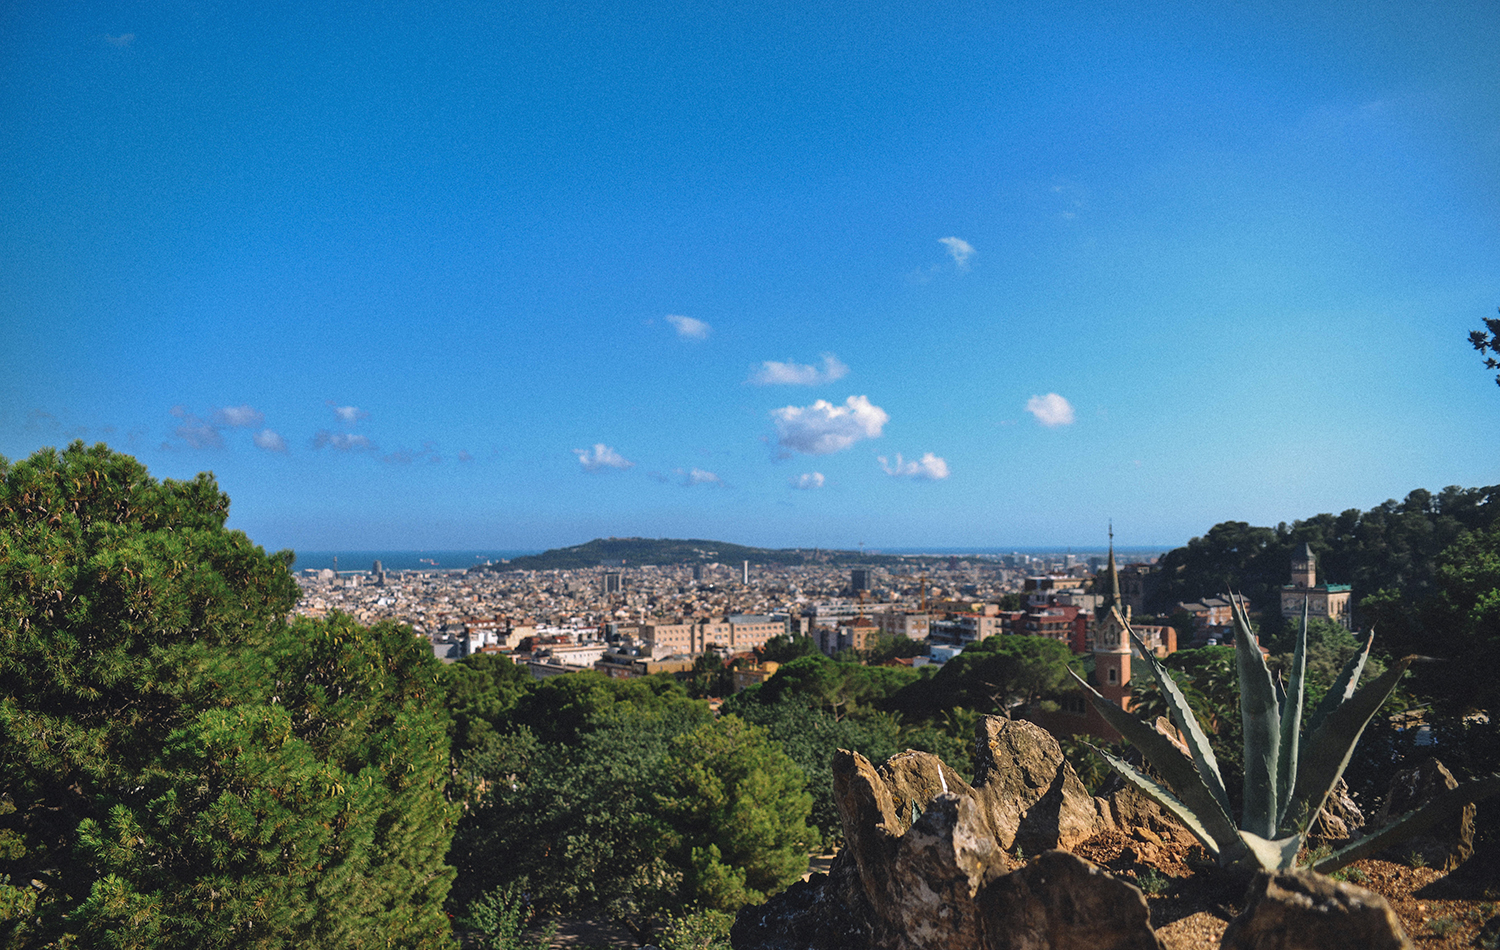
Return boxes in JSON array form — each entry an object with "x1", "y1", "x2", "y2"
[{"x1": 476, "y1": 537, "x2": 921, "y2": 572}]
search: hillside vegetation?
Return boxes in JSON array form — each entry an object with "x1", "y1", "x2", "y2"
[{"x1": 483, "y1": 536, "x2": 921, "y2": 571}]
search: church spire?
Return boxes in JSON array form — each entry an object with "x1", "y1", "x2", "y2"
[{"x1": 1105, "y1": 523, "x2": 1122, "y2": 609}]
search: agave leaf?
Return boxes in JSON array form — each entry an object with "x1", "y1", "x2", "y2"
[
  {"x1": 1305, "y1": 631, "x2": 1374, "y2": 736},
  {"x1": 1232, "y1": 597, "x2": 1280, "y2": 837},
  {"x1": 1127, "y1": 627, "x2": 1232, "y2": 817},
  {"x1": 1284, "y1": 655, "x2": 1414, "y2": 839},
  {"x1": 1309, "y1": 774, "x2": 1500, "y2": 874},
  {"x1": 1276, "y1": 599, "x2": 1309, "y2": 830},
  {"x1": 1071, "y1": 670, "x2": 1241, "y2": 854},
  {"x1": 1087, "y1": 743, "x2": 1245, "y2": 865},
  {"x1": 1238, "y1": 830, "x2": 1303, "y2": 873}
]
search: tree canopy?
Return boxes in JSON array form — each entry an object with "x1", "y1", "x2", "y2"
[
  {"x1": 0, "y1": 443, "x2": 455, "y2": 949},
  {"x1": 1470, "y1": 307, "x2": 1500, "y2": 387}
]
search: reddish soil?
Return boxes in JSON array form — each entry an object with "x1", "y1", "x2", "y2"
[{"x1": 1075, "y1": 827, "x2": 1500, "y2": 949}]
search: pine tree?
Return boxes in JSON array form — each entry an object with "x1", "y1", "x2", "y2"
[{"x1": 0, "y1": 443, "x2": 455, "y2": 948}]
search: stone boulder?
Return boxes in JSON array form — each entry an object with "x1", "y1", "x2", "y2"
[
  {"x1": 972, "y1": 717, "x2": 1106, "y2": 854},
  {"x1": 980, "y1": 850, "x2": 1164, "y2": 950},
  {"x1": 1375, "y1": 757, "x2": 1475, "y2": 871},
  {"x1": 733, "y1": 717, "x2": 1151, "y2": 950},
  {"x1": 1218, "y1": 870, "x2": 1411, "y2": 950},
  {"x1": 1307, "y1": 778, "x2": 1364, "y2": 845}
]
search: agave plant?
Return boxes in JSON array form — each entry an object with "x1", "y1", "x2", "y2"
[{"x1": 1074, "y1": 598, "x2": 1498, "y2": 873}]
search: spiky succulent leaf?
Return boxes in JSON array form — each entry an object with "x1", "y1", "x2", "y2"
[
  {"x1": 1128, "y1": 627, "x2": 1232, "y2": 818},
  {"x1": 1283, "y1": 655, "x2": 1414, "y2": 839},
  {"x1": 1276, "y1": 599, "x2": 1309, "y2": 830},
  {"x1": 1308, "y1": 774, "x2": 1500, "y2": 874},
  {"x1": 1087, "y1": 743, "x2": 1247, "y2": 866},
  {"x1": 1232, "y1": 597, "x2": 1280, "y2": 837},
  {"x1": 1238, "y1": 830, "x2": 1304, "y2": 872},
  {"x1": 1305, "y1": 631, "x2": 1374, "y2": 736},
  {"x1": 1071, "y1": 670, "x2": 1241, "y2": 854}
]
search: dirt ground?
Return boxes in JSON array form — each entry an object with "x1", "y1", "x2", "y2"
[{"x1": 1076, "y1": 829, "x2": 1500, "y2": 949}]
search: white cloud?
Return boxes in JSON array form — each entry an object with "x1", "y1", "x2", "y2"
[
  {"x1": 313, "y1": 431, "x2": 374, "y2": 452},
  {"x1": 680, "y1": 468, "x2": 722, "y2": 487},
  {"x1": 253, "y1": 429, "x2": 287, "y2": 453},
  {"x1": 331, "y1": 404, "x2": 368, "y2": 424},
  {"x1": 771, "y1": 395, "x2": 888, "y2": 455},
  {"x1": 665, "y1": 314, "x2": 710, "y2": 340},
  {"x1": 104, "y1": 33, "x2": 135, "y2": 47},
  {"x1": 791, "y1": 472, "x2": 825, "y2": 490},
  {"x1": 169, "y1": 406, "x2": 223, "y2": 450},
  {"x1": 574, "y1": 443, "x2": 633, "y2": 472},
  {"x1": 879, "y1": 452, "x2": 950, "y2": 480},
  {"x1": 748, "y1": 353, "x2": 849, "y2": 386},
  {"x1": 214, "y1": 404, "x2": 264, "y2": 428},
  {"x1": 1025, "y1": 393, "x2": 1075, "y2": 427},
  {"x1": 939, "y1": 237, "x2": 975, "y2": 270}
]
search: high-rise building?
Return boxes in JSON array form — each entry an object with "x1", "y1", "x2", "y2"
[
  {"x1": 742, "y1": 560, "x2": 749, "y2": 584},
  {"x1": 850, "y1": 568, "x2": 871, "y2": 592},
  {"x1": 602, "y1": 571, "x2": 622, "y2": 595}
]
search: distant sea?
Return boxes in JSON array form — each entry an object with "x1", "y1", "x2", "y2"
[
  {"x1": 877, "y1": 546, "x2": 1169, "y2": 560},
  {"x1": 287, "y1": 545, "x2": 1169, "y2": 573},
  {"x1": 289, "y1": 550, "x2": 540, "y2": 573}
]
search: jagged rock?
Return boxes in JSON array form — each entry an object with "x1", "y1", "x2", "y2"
[
  {"x1": 1218, "y1": 870, "x2": 1411, "y2": 950},
  {"x1": 1375, "y1": 757, "x2": 1474, "y2": 871},
  {"x1": 735, "y1": 720, "x2": 1149, "y2": 950},
  {"x1": 882, "y1": 793, "x2": 1001, "y2": 949},
  {"x1": 830, "y1": 750, "x2": 1009, "y2": 948},
  {"x1": 729, "y1": 866, "x2": 873, "y2": 950},
  {"x1": 980, "y1": 850, "x2": 1164, "y2": 950},
  {"x1": 876, "y1": 749, "x2": 979, "y2": 836},
  {"x1": 1307, "y1": 778, "x2": 1363, "y2": 844},
  {"x1": 1099, "y1": 782, "x2": 1190, "y2": 844},
  {"x1": 972, "y1": 717, "x2": 1105, "y2": 854}
]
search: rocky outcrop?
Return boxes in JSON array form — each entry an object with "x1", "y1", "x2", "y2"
[
  {"x1": 972, "y1": 717, "x2": 1104, "y2": 854},
  {"x1": 1375, "y1": 757, "x2": 1474, "y2": 871},
  {"x1": 1218, "y1": 870, "x2": 1412, "y2": 950},
  {"x1": 981, "y1": 850, "x2": 1164, "y2": 950},
  {"x1": 1307, "y1": 778, "x2": 1364, "y2": 845},
  {"x1": 733, "y1": 717, "x2": 1158, "y2": 950}
]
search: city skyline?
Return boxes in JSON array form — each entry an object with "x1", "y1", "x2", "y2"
[{"x1": 3, "y1": 2, "x2": 1498, "y2": 552}]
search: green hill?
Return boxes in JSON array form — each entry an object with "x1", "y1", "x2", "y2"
[{"x1": 477, "y1": 537, "x2": 918, "y2": 572}]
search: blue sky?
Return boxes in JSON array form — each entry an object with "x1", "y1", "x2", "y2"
[{"x1": 3, "y1": 1, "x2": 1498, "y2": 553}]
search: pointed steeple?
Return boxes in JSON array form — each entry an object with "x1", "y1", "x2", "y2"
[
  {"x1": 1106, "y1": 524, "x2": 1122, "y2": 610},
  {"x1": 1096, "y1": 524, "x2": 1124, "y2": 624}
]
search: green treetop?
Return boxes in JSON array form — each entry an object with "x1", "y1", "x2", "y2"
[{"x1": 0, "y1": 443, "x2": 456, "y2": 949}]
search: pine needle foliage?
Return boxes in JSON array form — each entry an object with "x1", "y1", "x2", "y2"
[{"x1": 0, "y1": 443, "x2": 456, "y2": 948}]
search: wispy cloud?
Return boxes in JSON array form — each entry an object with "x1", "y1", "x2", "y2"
[
  {"x1": 771, "y1": 395, "x2": 888, "y2": 455},
  {"x1": 879, "y1": 452, "x2": 949, "y2": 481},
  {"x1": 665, "y1": 314, "x2": 710, "y2": 340},
  {"x1": 214, "y1": 404, "x2": 264, "y2": 428},
  {"x1": 1025, "y1": 393, "x2": 1075, "y2": 427},
  {"x1": 458, "y1": 450, "x2": 474, "y2": 463},
  {"x1": 574, "y1": 443, "x2": 633, "y2": 472},
  {"x1": 103, "y1": 33, "x2": 135, "y2": 47},
  {"x1": 679, "y1": 467, "x2": 722, "y2": 487},
  {"x1": 253, "y1": 429, "x2": 287, "y2": 453},
  {"x1": 939, "y1": 237, "x2": 975, "y2": 271},
  {"x1": 169, "y1": 406, "x2": 223, "y2": 450},
  {"x1": 328, "y1": 403, "x2": 368, "y2": 425},
  {"x1": 791, "y1": 472, "x2": 825, "y2": 490},
  {"x1": 313, "y1": 431, "x2": 375, "y2": 452},
  {"x1": 383, "y1": 442, "x2": 442, "y2": 465},
  {"x1": 748, "y1": 353, "x2": 849, "y2": 386}
]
